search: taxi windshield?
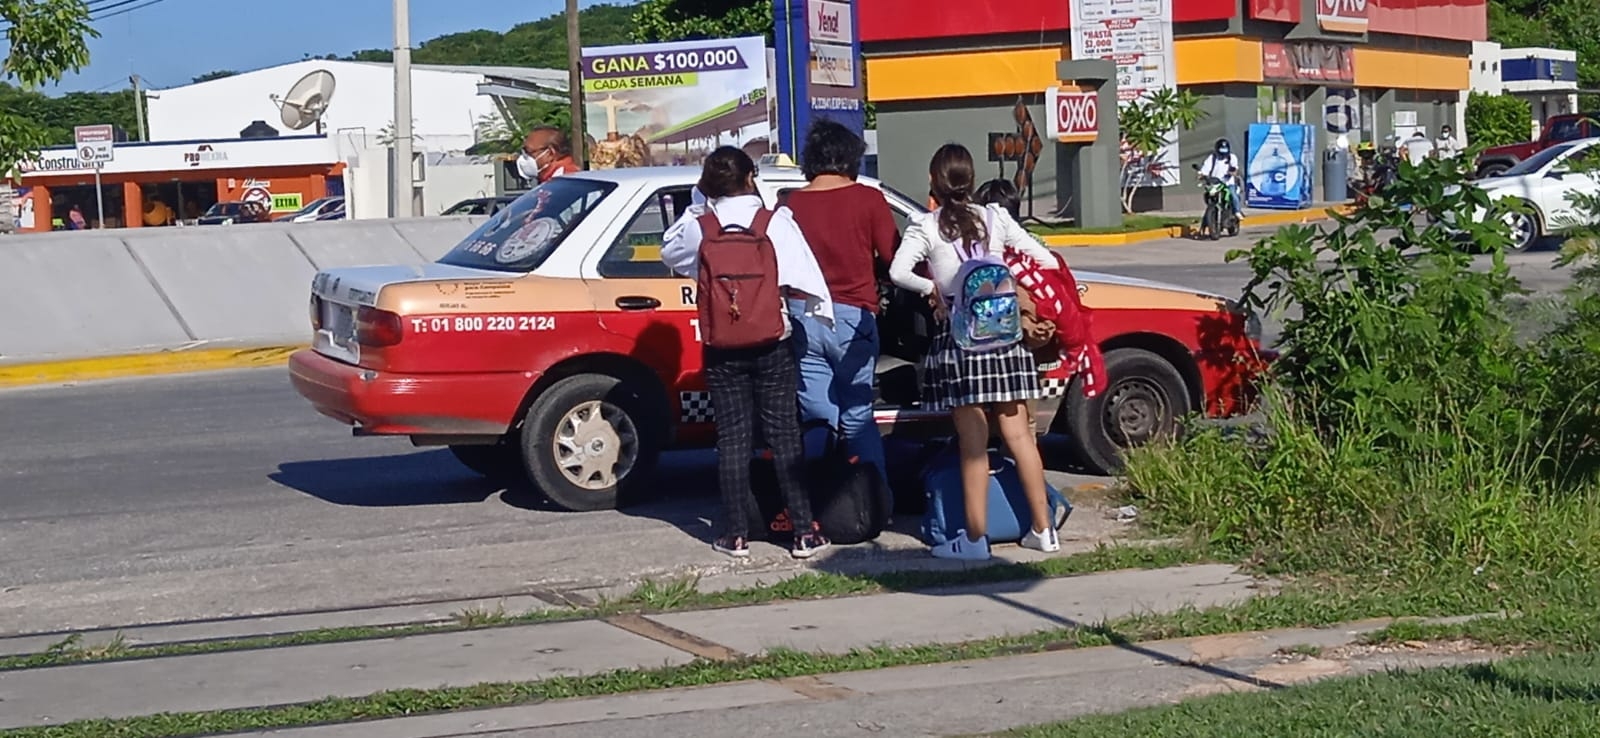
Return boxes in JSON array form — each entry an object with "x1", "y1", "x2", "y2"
[{"x1": 437, "y1": 177, "x2": 615, "y2": 272}]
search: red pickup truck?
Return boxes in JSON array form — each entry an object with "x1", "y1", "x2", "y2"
[{"x1": 1475, "y1": 112, "x2": 1598, "y2": 179}]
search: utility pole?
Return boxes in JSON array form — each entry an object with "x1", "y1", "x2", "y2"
[
  {"x1": 129, "y1": 75, "x2": 147, "y2": 141},
  {"x1": 393, "y1": 0, "x2": 419, "y2": 216},
  {"x1": 566, "y1": 0, "x2": 585, "y2": 168}
]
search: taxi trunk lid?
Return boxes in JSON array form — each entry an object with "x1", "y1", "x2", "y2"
[{"x1": 310, "y1": 263, "x2": 511, "y2": 365}]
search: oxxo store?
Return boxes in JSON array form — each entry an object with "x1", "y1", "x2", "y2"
[
  {"x1": 860, "y1": 0, "x2": 1484, "y2": 219},
  {"x1": 11, "y1": 135, "x2": 342, "y2": 231}
]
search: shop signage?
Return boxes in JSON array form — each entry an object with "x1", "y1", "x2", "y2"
[
  {"x1": 73, "y1": 124, "x2": 114, "y2": 164},
  {"x1": 1248, "y1": 0, "x2": 1300, "y2": 23},
  {"x1": 1316, "y1": 0, "x2": 1369, "y2": 34},
  {"x1": 773, "y1": 0, "x2": 866, "y2": 157},
  {"x1": 1046, "y1": 87, "x2": 1099, "y2": 143},
  {"x1": 809, "y1": 41, "x2": 857, "y2": 88},
  {"x1": 807, "y1": 0, "x2": 853, "y2": 44},
  {"x1": 16, "y1": 136, "x2": 337, "y2": 179},
  {"x1": 1069, "y1": 0, "x2": 1178, "y2": 185},
  {"x1": 1261, "y1": 42, "x2": 1355, "y2": 84}
]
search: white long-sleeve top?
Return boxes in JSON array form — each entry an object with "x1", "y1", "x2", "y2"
[
  {"x1": 889, "y1": 203, "x2": 1058, "y2": 299},
  {"x1": 661, "y1": 193, "x2": 834, "y2": 324}
]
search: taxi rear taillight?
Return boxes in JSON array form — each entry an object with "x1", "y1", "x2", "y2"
[{"x1": 356, "y1": 306, "x2": 403, "y2": 347}]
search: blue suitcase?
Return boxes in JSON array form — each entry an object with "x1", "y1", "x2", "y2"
[{"x1": 920, "y1": 446, "x2": 1072, "y2": 546}]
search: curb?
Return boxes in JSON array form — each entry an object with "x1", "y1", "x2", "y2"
[
  {"x1": 1035, "y1": 205, "x2": 1349, "y2": 247},
  {"x1": 0, "y1": 345, "x2": 303, "y2": 388}
]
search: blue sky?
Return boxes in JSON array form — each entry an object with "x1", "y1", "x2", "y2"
[{"x1": 49, "y1": 0, "x2": 604, "y2": 93}]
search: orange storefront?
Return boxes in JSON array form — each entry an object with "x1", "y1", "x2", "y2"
[{"x1": 10, "y1": 135, "x2": 344, "y2": 230}]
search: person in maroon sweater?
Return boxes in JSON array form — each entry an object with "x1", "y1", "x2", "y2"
[{"x1": 783, "y1": 120, "x2": 898, "y2": 486}]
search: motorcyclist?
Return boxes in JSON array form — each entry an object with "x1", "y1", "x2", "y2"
[{"x1": 1196, "y1": 138, "x2": 1243, "y2": 220}]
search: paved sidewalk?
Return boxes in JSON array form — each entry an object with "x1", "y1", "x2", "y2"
[
  {"x1": 0, "y1": 565, "x2": 1263, "y2": 730},
  {"x1": 239, "y1": 619, "x2": 1503, "y2": 738}
]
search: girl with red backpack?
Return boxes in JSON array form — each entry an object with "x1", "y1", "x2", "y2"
[
  {"x1": 887, "y1": 144, "x2": 1063, "y2": 561},
  {"x1": 661, "y1": 146, "x2": 835, "y2": 560}
]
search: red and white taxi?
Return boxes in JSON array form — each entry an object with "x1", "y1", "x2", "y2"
[{"x1": 288, "y1": 163, "x2": 1267, "y2": 511}]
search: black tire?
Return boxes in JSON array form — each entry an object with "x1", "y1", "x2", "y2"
[
  {"x1": 1225, "y1": 213, "x2": 1240, "y2": 237},
  {"x1": 448, "y1": 442, "x2": 523, "y2": 481},
  {"x1": 1203, "y1": 203, "x2": 1221, "y2": 241},
  {"x1": 1476, "y1": 162, "x2": 1510, "y2": 180},
  {"x1": 519, "y1": 373, "x2": 666, "y2": 512},
  {"x1": 1058, "y1": 348, "x2": 1192, "y2": 475}
]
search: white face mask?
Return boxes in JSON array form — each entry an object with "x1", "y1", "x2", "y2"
[{"x1": 516, "y1": 151, "x2": 544, "y2": 181}]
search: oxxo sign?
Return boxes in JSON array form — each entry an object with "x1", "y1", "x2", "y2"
[
  {"x1": 1045, "y1": 87, "x2": 1098, "y2": 144},
  {"x1": 1317, "y1": 0, "x2": 1369, "y2": 34}
]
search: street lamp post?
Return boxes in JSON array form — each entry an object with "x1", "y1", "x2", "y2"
[
  {"x1": 567, "y1": 0, "x2": 585, "y2": 168},
  {"x1": 393, "y1": 0, "x2": 419, "y2": 216}
]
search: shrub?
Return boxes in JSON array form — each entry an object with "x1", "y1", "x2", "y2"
[
  {"x1": 1464, "y1": 91, "x2": 1533, "y2": 148},
  {"x1": 1121, "y1": 140, "x2": 1600, "y2": 577}
]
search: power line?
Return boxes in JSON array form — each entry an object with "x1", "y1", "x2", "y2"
[{"x1": 0, "y1": 0, "x2": 173, "y2": 35}]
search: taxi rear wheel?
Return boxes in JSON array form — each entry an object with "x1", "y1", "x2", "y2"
[{"x1": 520, "y1": 373, "x2": 664, "y2": 512}]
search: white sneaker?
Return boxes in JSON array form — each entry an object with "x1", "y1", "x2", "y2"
[
  {"x1": 1019, "y1": 526, "x2": 1061, "y2": 553},
  {"x1": 931, "y1": 530, "x2": 991, "y2": 561}
]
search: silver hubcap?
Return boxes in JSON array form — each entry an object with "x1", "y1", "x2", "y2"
[
  {"x1": 552, "y1": 400, "x2": 638, "y2": 490},
  {"x1": 1504, "y1": 212, "x2": 1533, "y2": 247},
  {"x1": 1104, "y1": 378, "x2": 1169, "y2": 447}
]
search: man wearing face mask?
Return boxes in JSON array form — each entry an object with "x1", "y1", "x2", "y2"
[{"x1": 518, "y1": 126, "x2": 580, "y2": 184}]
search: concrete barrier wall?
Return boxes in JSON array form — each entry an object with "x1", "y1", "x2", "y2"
[{"x1": 0, "y1": 216, "x2": 482, "y2": 364}]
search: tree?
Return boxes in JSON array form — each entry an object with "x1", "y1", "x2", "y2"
[
  {"x1": 1, "y1": 0, "x2": 96, "y2": 171},
  {"x1": 469, "y1": 98, "x2": 572, "y2": 155},
  {"x1": 191, "y1": 70, "x2": 238, "y2": 84},
  {"x1": 1464, "y1": 91, "x2": 1532, "y2": 148},
  {"x1": 342, "y1": 4, "x2": 637, "y2": 68},
  {"x1": 631, "y1": 0, "x2": 773, "y2": 43},
  {"x1": 1117, "y1": 88, "x2": 1206, "y2": 214}
]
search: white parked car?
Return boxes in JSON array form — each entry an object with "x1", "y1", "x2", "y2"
[{"x1": 1472, "y1": 137, "x2": 1600, "y2": 252}]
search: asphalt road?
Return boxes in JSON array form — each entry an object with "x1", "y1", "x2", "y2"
[{"x1": 0, "y1": 229, "x2": 1573, "y2": 635}]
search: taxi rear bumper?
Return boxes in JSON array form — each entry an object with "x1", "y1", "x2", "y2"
[{"x1": 288, "y1": 349, "x2": 530, "y2": 436}]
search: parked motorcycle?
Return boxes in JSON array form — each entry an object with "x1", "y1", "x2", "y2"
[{"x1": 1351, "y1": 144, "x2": 1400, "y2": 204}]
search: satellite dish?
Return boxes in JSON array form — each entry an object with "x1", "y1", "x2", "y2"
[{"x1": 271, "y1": 69, "x2": 337, "y2": 134}]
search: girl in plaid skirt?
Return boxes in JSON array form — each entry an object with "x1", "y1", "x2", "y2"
[{"x1": 888, "y1": 143, "x2": 1062, "y2": 561}]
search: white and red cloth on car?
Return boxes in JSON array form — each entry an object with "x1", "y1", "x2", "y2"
[{"x1": 1003, "y1": 249, "x2": 1107, "y2": 399}]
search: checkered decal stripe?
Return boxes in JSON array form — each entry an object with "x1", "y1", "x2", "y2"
[
  {"x1": 679, "y1": 391, "x2": 714, "y2": 424},
  {"x1": 686, "y1": 378, "x2": 1067, "y2": 423},
  {"x1": 1040, "y1": 377, "x2": 1070, "y2": 398}
]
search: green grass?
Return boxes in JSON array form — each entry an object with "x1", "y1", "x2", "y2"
[
  {"x1": 1003, "y1": 652, "x2": 1600, "y2": 738},
  {"x1": 0, "y1": 543, "x2": 1204, "y2": 672},
  {"x1": 11, "y1": 564, "x2": 1595, "y2": 738},
  {"x1": 1028, "y1": 215, "x2": 1192, "y2": 236}
]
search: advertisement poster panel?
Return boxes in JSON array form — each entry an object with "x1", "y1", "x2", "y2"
[
  {"x1": 774, "y1": 0, "x2": 867, "y2": 158},
  {"x1": 580, "y1": 36, "x2": 770, "y2": 169},
  {"x1": 1069, "y1": 0, "x2": 1179, "y2": 186},
  {"x1": 1245, "y1": 123, "x2": 1315, "y2": 209}
]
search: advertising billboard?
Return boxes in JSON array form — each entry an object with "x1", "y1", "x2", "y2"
[{"x1": 580, "y1": 36, "x2": 771, "y2": 169}]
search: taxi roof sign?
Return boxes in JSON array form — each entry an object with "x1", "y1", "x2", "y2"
[{"x1": 759, "y1": 153, "x2": 796, "y2": 168}]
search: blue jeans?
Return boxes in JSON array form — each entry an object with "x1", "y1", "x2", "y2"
[
  {"x1": 787, "y1": 300, "x2": 889, "y2": 488},
  {"x1": 1226, "y1": 182, "x2": 1243, "y2": 216}
]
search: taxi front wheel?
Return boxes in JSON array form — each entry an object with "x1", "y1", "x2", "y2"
[
  {"x1": 1059, "y1": 348, "x2": 1191, "y2": 475},
  {"x1": 520, "y1": 373, "x2": 665, "y2": 512}
]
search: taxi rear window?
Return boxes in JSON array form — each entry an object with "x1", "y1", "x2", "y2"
[{"x1": 438, "y1": 178, "x2": 616, "y2": 272}]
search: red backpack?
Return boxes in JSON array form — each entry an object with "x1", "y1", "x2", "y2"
[{"x1": 696, "y1": 208, "x2": 786, "y2": 349}]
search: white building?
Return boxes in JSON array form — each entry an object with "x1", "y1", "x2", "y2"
[
  {"x1": 145, "y1": 59, "x2": 567, "y2": 154},
  {"x1": 1463, "y1": 42, "x2": 1582, "y2": 142},
  {"x1": 143, "y1": 59, "x2": 566, "y2": 219}
]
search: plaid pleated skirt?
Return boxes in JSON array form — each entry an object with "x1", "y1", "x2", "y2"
[{"x1": 920, "y1": 323, "x2": 1041, "y2": 410}]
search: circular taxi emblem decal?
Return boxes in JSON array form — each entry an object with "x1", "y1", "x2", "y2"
[{"x1": 495, "y1": 217, "x2": 559, "y2": 264}]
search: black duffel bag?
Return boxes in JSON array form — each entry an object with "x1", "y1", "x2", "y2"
[{"x1": 747, "y1": 427, "x2": 889, "y2": 545}]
